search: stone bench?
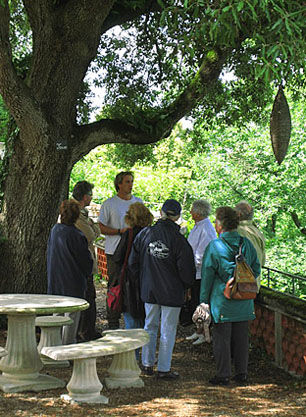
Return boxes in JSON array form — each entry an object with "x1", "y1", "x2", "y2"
[
  {"x1": 41, "y1": 328, "x2": 149, "y2": 404},
  {"x1": 36, "y1": 315, "x2": 73, "y2": 368}
]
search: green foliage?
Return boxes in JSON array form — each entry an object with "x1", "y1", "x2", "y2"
[
  {"x1": 92, "y1": 0, "x2": 305, "y2": 128},
  {"x1": 180, "y1": 0, "x2": 306, "y2": 84},
  {"x1": 9, "y1": 0, "x2": 32, "y2": 79},
  {"x1": 0, "y1": 96, "x2": 9, "y2": 141},
  {"x1": 69, "y1": 147, "x2": 119, "y2": 204},
  {"x1": 71, "y1": 91, "x2": 306, "y2": 293},
  {"x1": 105, "y1": 143, "x2": 156, "y2": 167}
]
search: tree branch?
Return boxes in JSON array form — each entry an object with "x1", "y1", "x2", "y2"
[
  {"x1": 290, "y1": 211, "x2": 306, "y2": 235},
  {"x1": 70, "y1": 46, "x2": 234, "y2": 165},
  {"x1": 149, "y1": 47, "x2": 232, "y2": 138},
  {"x1": 22, "y1": 0, "x2": 52, "y2": 33},
  {"x1": 0, "y1": 1, "x2": 46, "y2": 135},
  {"x1": 101, "y1": 0, "x2": 162, "y2": 33},
  {"x1": 70, "y1": 118, "x2": 157, "y2": 164}
]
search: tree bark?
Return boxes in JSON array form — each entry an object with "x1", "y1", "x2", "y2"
[{"x1": 0, "y1": 125, "x2": 73, "y2": 292}]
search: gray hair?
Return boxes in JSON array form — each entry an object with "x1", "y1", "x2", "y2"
[
  {"x1": 160, "y1": 210, "x2": 180, "y2": 222},
  {"x1": 192, "y1": 199, "x2": 212, "y2": 218},
  {"x1": 235, "y1": 200, "x2": 254, "y2": 220}
]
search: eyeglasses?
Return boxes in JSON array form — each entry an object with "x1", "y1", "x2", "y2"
[{"x1": 86, "y1": 192, "x2": 93, "y2": 196}]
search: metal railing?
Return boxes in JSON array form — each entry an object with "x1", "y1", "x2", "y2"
[{"x1": 262, "y1": 266, "x2": 306, "y2": 301}]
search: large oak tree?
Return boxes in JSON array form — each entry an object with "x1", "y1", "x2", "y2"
[{"x1": 0, "y1": 0, "x2": 304, "y2": 292}]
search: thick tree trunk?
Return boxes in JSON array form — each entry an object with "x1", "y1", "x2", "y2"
[{"x1": 0, "y1": 131, "x2": 71, "y2": 293}]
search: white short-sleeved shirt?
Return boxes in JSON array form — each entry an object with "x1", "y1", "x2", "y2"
[
  {"x1": 99, "y1": 195, "x2": 142, "y2": 254},
  {"x1": 188, "y1": 217, "x2": 217, "y2": 279}
]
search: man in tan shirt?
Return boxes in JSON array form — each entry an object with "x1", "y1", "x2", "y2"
[
  {"x1": 73, "y1": 181, "x2": 101, "y2": 341},
  {"x1": 235, "y1": 200, "x2": 266, "y2": 291}
]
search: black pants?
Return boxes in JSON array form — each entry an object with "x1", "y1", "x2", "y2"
[
  {"x1": 190, "y1": 280, "x2": 201, "y2": 313},
  {"x1": 106, "y1": 254, "x2": 121, "y2": 329},
  {"x1": 78, "y1": 275, "x2": 100, "y2": 341},
  {"x1": 180, "y1": 280, "x2": 201, "y2": 327},
  {"x1": 212, "y1": 321, "x2": 249, "y2": 378}
]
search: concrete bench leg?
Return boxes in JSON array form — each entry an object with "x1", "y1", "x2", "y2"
[
  {"x1": 38, "y1": 326, "x2": 70, "y2": 368},
  {"x1": 105, "y1": 350, "x2": 144, "y2": 389},
  {"x1": 36, "y1": 316, "x2": 73, "y2": 368},
  {"x1": 0, "y1": 347, "x2": 7, "y2": 359},
  {"x1": 61, "y1": 358, "x2": 108, "y2": 404}
]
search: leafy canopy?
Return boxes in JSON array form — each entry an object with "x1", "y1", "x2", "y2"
[{"x1": 93, "y1": 0, "x2": 305, "y2": 129}]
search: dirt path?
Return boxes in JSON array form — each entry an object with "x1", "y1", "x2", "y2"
[{"x1": 0, "y1": 281, "x2": 305, "y2": 417}]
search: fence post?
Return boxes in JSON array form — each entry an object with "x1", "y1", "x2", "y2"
[{"x1": 274, "y1": 310, "x2": 282, "y2": 367}]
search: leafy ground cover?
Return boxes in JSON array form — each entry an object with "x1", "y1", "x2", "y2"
[{"x1": 0, "y1": 281, "x2": 305, "y2": 417}]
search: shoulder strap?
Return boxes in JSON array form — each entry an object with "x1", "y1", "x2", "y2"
[
  {"x1": 221, "y1": 236, "x2": 243, "y2": 255},
  {"x1": 120, "y1": 228, "x2": 134, "y2": 285}
]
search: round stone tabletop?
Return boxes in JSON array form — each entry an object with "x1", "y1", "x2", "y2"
[{"x1": 0, "y1": 294, "x2": 89, "y2": 315}]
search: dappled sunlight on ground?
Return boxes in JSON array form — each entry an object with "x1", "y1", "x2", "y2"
[{"x1": 0, "y1": 282, "x2": 305, "y2": 416}]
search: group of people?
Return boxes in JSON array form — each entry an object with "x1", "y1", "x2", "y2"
[{"x1": 47, "y1": 170, "x2": 266, "y2": 384}]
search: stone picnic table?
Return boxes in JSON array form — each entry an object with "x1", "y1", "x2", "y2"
[{"x1": 0, "y1": 294, "x2": 89, "y2": 393}]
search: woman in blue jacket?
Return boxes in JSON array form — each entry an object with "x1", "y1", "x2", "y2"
[{"x1": 200, "y1": 206, "x2": 260, "y2": 386}]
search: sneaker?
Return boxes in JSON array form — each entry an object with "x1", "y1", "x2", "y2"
[
  {"x1": 209, "y1": 376, "x2": 230, "y2": 386},
  {"x1": 141, "y1": 365, "x2": 154, "y2": 376},
  {"x1": 234, "y1": 374, "x2": 248, "y2": 384},
  {"x1": 186, "y1": 332, "x2": 199, "y2": 341},
  {"x1": 192, "y1": 334, "x2": 205, "y2": 345},
  {"x1": 157, "y1": 371, "x2": 179, "y2": 380}
]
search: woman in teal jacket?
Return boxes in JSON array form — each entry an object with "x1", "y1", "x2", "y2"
[{"x1": 200, "y1": 206, "x2": 260, "y2": 386}]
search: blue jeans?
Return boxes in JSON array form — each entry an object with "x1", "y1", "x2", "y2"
[
  {"x1": 123, "y1": 312, "x2": 144, "y2": 360},
  {"x1": 142, "y1": 303, "x2": 180, "y2": 372},
  {"x1": 123, "y1": 312, "x2": 144, "y2": 330}
]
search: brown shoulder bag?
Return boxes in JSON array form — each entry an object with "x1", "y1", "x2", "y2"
[{"x1": 222, "y1": 237, "x2": 257, "y2": 300}]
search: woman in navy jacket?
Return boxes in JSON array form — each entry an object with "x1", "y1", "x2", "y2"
[{"x1": 47, "y1": 199, "x2": 93, "y2": 344}]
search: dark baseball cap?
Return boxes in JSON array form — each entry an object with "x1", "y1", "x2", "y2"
[{"x1": 162, "y1": 199, "x2": 181, "y2": 216}]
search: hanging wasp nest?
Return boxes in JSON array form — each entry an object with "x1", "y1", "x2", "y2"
[{"x1": 270, "y1": 85, "x2": 291, "y2": 165}]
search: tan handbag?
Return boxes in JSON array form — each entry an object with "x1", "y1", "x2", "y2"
[{"x1": 222, "y1": 237, "x2": 257, "y2": 300}]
